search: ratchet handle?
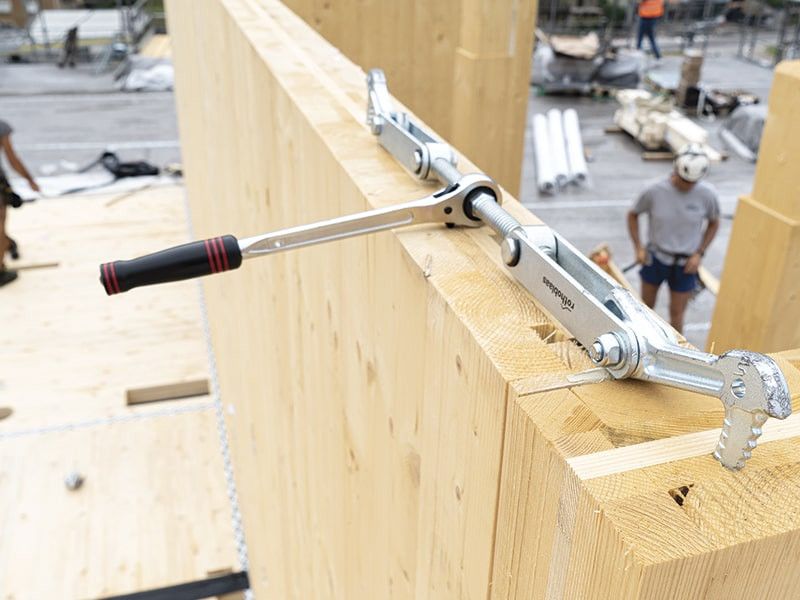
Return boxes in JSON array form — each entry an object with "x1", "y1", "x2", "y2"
[{"x1": 100, "y1": 235, "x2": 242, "y2": 295}]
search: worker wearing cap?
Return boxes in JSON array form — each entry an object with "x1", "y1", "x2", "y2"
[
  {"x1": 627, "y1": 144, "x2": 720, "y2": 333},
  {"x1": 637, "y1": 0, "x2": 664, "y2": 60}
]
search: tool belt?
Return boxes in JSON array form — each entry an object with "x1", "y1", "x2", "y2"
[
  {"x1": 649, "y1": 244, "x2": 690, "y2": 266},
  {"x1": 0, "y1": 173, "x2": 22, "y2": 208}
]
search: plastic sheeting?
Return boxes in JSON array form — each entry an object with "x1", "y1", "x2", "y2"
[
  {"x1": 119, "y1": 57, "x2": 174, "y2": 92},
  {"x1": 722, "y1": 104, "x2": 768, "y2": 158}
]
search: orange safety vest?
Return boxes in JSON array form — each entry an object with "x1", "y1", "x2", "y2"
[{"x1": 639, "y1": 0, "x2": 664, "y2": 18}]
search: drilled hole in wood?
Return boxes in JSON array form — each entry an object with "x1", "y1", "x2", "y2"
[{"x1": 669, "y1": 484, "x2": 694, "y2": 507}]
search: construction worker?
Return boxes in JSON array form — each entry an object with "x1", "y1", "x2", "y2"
[
  {"x1": 627, "y1": 144, "x2": 720, "y2": 333},
  {"x1": 0, "y1": 119, "x2": 40, "y2": 287},
  {"x1": 637, "y1": 0, "x2": 664, "y2": 60},
  {"x1": 58, "y1": 27, "x2": 79, "y2": 69}
]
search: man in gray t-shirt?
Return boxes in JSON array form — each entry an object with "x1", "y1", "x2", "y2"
[{"x1": 627, "y1": 145, "x2": 720, "y2": 333}]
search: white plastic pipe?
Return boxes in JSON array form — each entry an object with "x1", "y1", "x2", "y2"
[
  {"x1": 546, "y1": 108, "x2": 569, "y2": 187},
  {"x1": 563, "y1": 108, "x2": 589, "y2": 185},
  {"x1": 532, "y1": 114, "x2": 556, "y2": 194}
]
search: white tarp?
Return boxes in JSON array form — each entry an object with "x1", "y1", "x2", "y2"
[
  {"x1": 118, "y1": 56, "x2": 174, "y2": 92},
  {"x1": 725, "y1": 104, "x2": 767, "y2": 154}
]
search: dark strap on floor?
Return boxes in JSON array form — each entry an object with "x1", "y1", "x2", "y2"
[{"x1": 97, "y1": 571, "x2": 249, "y2": 600}]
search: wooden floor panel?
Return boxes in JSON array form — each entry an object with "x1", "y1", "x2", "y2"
[{"x1": 0, "y1": 185, "x2": 237, "y2": 599}]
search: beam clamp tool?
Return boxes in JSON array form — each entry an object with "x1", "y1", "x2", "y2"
[{"x1": 99, "y1": 69, "x2": 791, "y2": 470}]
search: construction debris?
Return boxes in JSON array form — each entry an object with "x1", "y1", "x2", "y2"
[
  {"x1": 531, "y1": 29, "x2": 641, "y2": 94},
  {"x1": 613, "y1": 89, "x2": 724, "y2": 160},
  {"x1": 704, "y1": 89, "x2": 759, "y2": 116},
  {"x1": 125, "y1": 379, "x2": 211, "y2": 406},
  {"x1": 549, "y1": 31, "x2": 600, "y2": 60}
]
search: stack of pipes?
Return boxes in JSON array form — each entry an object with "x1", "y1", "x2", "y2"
[{"x1": 532, "y1": 108, "x2": 588, "y2": 195}]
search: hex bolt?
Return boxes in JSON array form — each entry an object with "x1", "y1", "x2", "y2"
[
  {"x1": 590, "y1": 333, "x2": 624, "y2": 367},
  {"x1": 501, "y1": 237, "x2": 520, "y2": 266}
]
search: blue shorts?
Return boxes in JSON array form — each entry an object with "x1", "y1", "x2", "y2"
[{"x1": 640, "y1": 251, "x2": 697, "y2": 293}]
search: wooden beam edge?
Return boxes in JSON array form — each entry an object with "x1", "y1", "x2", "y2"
[{"x1": 568, "y1": 410, "x2": 800, "y2": 480}]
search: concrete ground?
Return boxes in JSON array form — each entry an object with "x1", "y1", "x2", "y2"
[
  {"x1": 0, "y1": 62, "x2": 120, "y2": 95},
  {"x1": 521, "y1": 33, "x2": 776, "y2": 348},
  {"x1": 1, "y1": 40, "x2": 778, "y2": 348},
  {"x1": 0, "y1": 63, "x2": 180, "y2": 174}
]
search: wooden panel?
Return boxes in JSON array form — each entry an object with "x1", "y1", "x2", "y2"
[
  {"x1": 0, "y1": 412, "x2": 236, "y2": 599},
  {"x1": 710, "y1": 195, "x2": 800, "y2": 352},
  {"x1": 166, "y1": 2, "x2": 800, "y2": 599},
  {"x1": 710, "y1": 61, "x2": 800, "y2": 352},
  {"x1": 140, "y1": 34, "x2": 173, "y2": 58},
  {"x1": 0, "y1": 186, "x2": 236, "y2": 598},
  {"x1": 751, "y1": 61, "x2": 800, "y2": 220},
  {"x1": 279, "y1": 0, "x2": 537, "y2": 195},
  {"x1": 492, "y1": 353, "x2": 800, "y2": 600},
  {"x1": 0, "y1": 187, "x2": 209, "y2": 431}
]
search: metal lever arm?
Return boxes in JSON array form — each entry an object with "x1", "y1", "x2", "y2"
[
  {"x1": 238, "y1": 175, "x2": 492, "y2": 258},
  {"x1": 99, "y1": 173, "x2": 500, "y2": 294}
]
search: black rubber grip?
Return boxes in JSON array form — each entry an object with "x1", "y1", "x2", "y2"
[{"x1": 100, "y1": 235, "x2": 242, "y2": 295}]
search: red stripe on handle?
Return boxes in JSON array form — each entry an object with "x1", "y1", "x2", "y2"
[
  {"x1": 214, "y1": 237, "x2": 231, "y2": 271},
  {"x1": 101, "y1": 262, "x2": 121, "y2": 295},
  {"x1": 101, "y1": 263, "x2": 113, "y2": 295},
  {"x1": 109, "y1": 262, "x2": 121, "y2": 294},
  {"x1": 203, "y1": 239, "x2": 218, "y2": 274},
  {"x1": 211, "y1": 238, "x2": 223, "y2": 273}
]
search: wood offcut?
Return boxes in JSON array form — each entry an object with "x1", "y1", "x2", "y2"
[{"x1": 126, "y1": 379, "x2": 210, "y2": 405}]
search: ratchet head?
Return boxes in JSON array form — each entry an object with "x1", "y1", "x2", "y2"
[{"x1": 713, "y1": 350, "x2": 792, "y2": 470}]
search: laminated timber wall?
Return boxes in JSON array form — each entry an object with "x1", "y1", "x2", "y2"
[
  {"x1": 709, "y1": 61, "x2": 800, "y2": 353},
  {"x1": 166, "y1": 2, "x2": 800, "y2": 598},
  {"x1": 279, "y1": 0, "x2": 537, "y2": 196}
]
